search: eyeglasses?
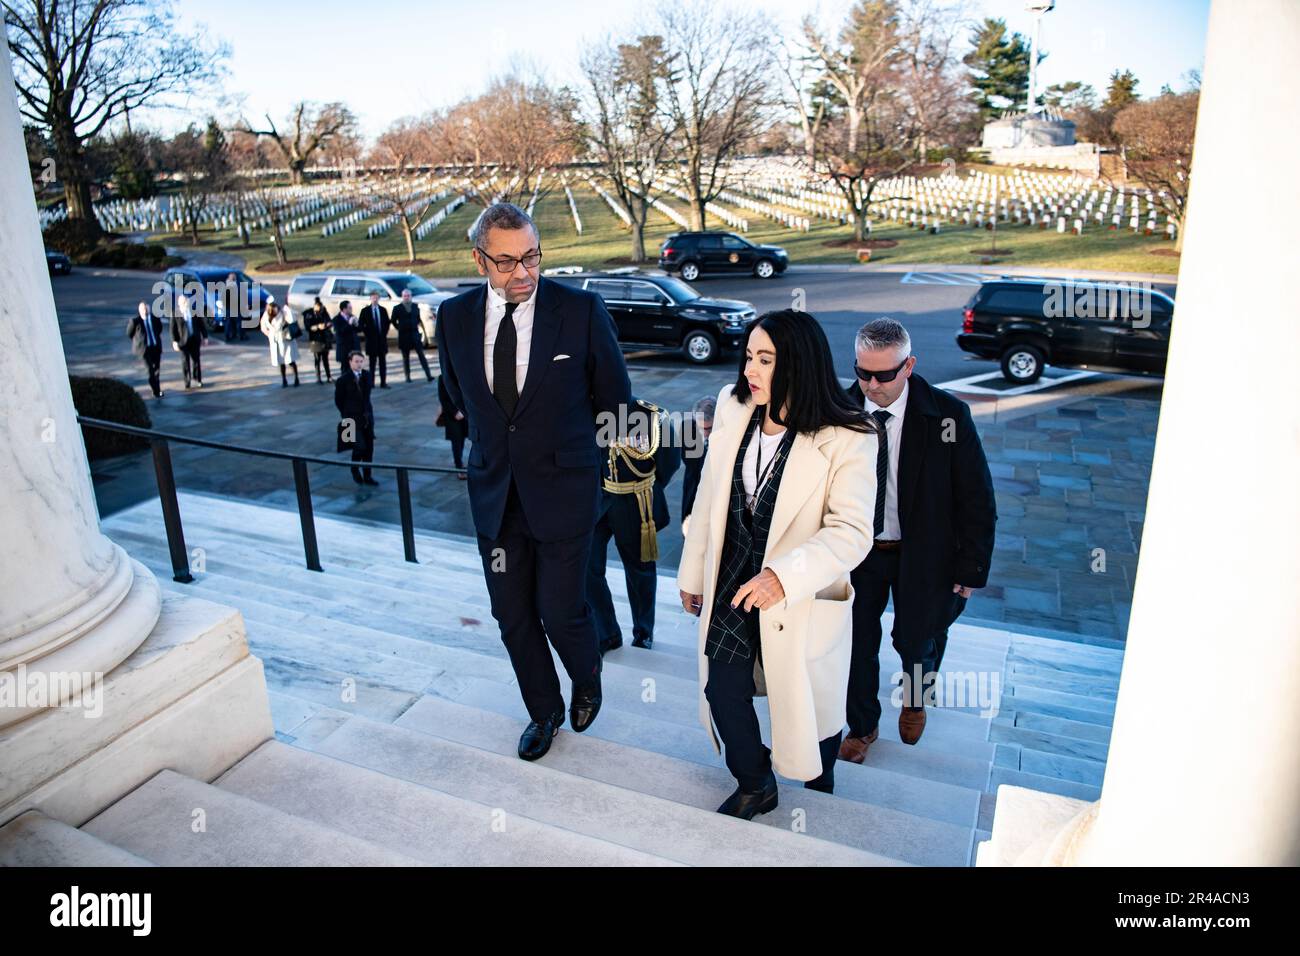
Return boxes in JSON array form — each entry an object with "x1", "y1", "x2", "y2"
[
  {"x1": 475, "y1": 247, "x2": 543, "y2": 273},
  {"x1": 854, "y1": 358, "x2": 910, "y2": 383}
]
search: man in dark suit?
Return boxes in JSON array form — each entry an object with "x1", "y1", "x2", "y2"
[
  {"x1": 359, "y1": 291, "x2": 390, "y2": 388},
  {"x1": 839, "y1": 317, "x2": 996, "y2": 760},
  {"x1": 334, "y1": 350, "x2": 378, "y2": 486},
  {"x1": 126, "y1": 301, "x2": 165, "y2": 398},
  {"x1": 333, "y1": 300, "x2": 361, "y2": 367},
  {"x1": 587, "y1": 397, "x2": 681, "y2": 654},
  {"x1": 680, "y1": 394, "x2": 715, "y2": 536},
  {"x1": 435, "y1": 201, "x2": 631, "y2": 761},
  {"x1": 169, "y1": 296, "x2": 207, "y2": 388},
  {"x1": 392, "y1": 288, "x2": 433, "y2": 383}
]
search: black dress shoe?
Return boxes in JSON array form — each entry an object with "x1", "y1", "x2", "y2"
[
  {"x1": 717, "y1": 773, "x2": 779, "y2": 820},
  {"x1": 518, "y1": 709, "x2": 564, "y2": 761},
  {"x1": 631, "y1": 634, "x2": 653, "y2": 649},
  {"x1": 569, "y1": 671, "x2": 602, "y2": 733},
  {"x1": 362, "y1": 476, "x2": 380, "y2": 486},
  {"x1": 598, "y1": 634, "x2": 623, "y2": 655}
]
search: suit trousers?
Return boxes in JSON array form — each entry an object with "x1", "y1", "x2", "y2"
[
  {"x1": 705, "y1": 623, "x2": 842, "y2": 793},
  {"x1": 845, "y1": 546, "x2": 965, "y2": 738},
  {"x1": 180, "y1": 340, "x2": 202, "y2": 385},
  {"x1": 402, "y1": 344, "x2": 432, "y2": 381},
  {"x1": 141, "y1": 344, "x2": 162, "y2": 396},
  {"x1": 369, "y1": 352, "x2": 387, "y2": 386},
  {"x1": 585, "y1": 502, "x2": 657, "y2": 646},
  {"x1": 475, "y1": 478, "x2": 601, "y2": 723}
]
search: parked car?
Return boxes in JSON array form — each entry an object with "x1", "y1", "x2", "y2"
[
  {"x1": 956, "y1": 278, "x2": 1176, "y2": 384},
  {"x1": 546, "y1": 268, "x2": 756, "y2": 364},
  {"x1": 161, "y1": 266, "x2": 270, "y2": 331},
  {"x1": 657, "y1": 231, "x2": 789, "y2": 281},
  {"x1": 45, "y1": 250, "x2": 72, "y2": 276},
  {"x1": 286, "y1": 271, "x2": 453, "y2": 345}
]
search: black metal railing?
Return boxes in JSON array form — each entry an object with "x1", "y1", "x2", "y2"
[{"x1": 78, "y1": 416, "x2": 465, "y2": 582}]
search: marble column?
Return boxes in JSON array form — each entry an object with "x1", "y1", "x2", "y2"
[
  {"x1": 0, "y1": 46, "x2": 161, "y2": 728},
  {"x1": 982, "y1": 0, "x2": 1300, "y2": 866}
]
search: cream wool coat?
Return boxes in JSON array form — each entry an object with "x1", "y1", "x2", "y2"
[{"x1": 676, "y1": 384, "x2": 878, "y2": 781}]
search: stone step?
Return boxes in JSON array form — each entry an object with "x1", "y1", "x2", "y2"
[
  {"x1": 989, "y1": 718, "x2": 1111, "y2": 763},
  {"x1": 215, "y1": 740, "x2": 678, "y2": 866},
  {"x1": 394, "y1": 694, "x2": 971, "y2": 865},
  {"x1": 0, "y1": 810, "x2": 154, "y2": 866},
  {"x1": 1007, "y1": 710, "x2": 1113, "y2": 744},
  {"x1": 314, "y1": 714, "x2": 901, "y2": 866},
  {"x1": 988, "y1": 766, "x2": 1102, "y2": 803},
  {"x1": 81, "y1": 770, "x2": 425, "y2": 866},
  {"x1": 1003, "y1": 685, "x2": 1116, "y2": 726}
]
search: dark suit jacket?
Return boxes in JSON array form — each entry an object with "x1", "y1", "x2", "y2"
[
  {"x1": 170, "y1": 310, "x2": 207, "y2": 348},
  {"x1": 359, "y1": 304, "x2": 390, "y2": 355},
  {"x1": 436, "y1": 374, "x2": 468, "y2": 440},
  {"x1": 846, "y1": 373, "x2": 997, "y2": 642},
  {"x1": 391, "y1": 302, "x2": 424, "y2": 351},
  {"x1": 435, "y1": 276, "x2": 632, "y2": 542},
  {"x1": 681, "y1": 439, "x2": 707, "y2": 520},
  {"x1": 126, "y1": 313, "x2": 165, "y2": 357},
  {"x1": 333, "y1": 313, "x2": 361, "y2": 363},
  {"x1": 335, "y1": 369, "x2": 375, "y2": 451}
]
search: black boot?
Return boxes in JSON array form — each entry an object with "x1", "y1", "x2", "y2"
[
  {"x1": 292, "y1": 362, "x2": 300, "y2": 386},
  {"x1": 280, "y1": 366, "x2": 288, "y2": 387},
  {"x1": 717, "y1": 772, "x2": 779, "y2": 820}
]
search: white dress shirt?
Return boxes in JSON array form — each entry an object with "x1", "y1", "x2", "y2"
[
  {"x1": 483, "y1": 280, "x2": 538, "y2": 396},
  {"x1": 865, "y1": 378, "x2": 909, "y2": 540},
  {"x1": 742, "y1": 422, "x2": 786, "y2": 503}
]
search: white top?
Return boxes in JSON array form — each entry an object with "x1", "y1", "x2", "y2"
[
  {"x1": 742, "y1": 422, "x2": 787, "y2": 504},
  {"x1": 864, "y1": 378, "x2": 909, "y2": 539},
  {"x1": 483, "y1": 280, "x2": 538, "y2": 396}
]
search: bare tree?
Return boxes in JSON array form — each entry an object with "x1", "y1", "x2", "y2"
[
  {"x1": 803, "y1": 0, "x2": 901, "y2": 156},
  {"x1": 656, "y1": 4, "x2": 774, "y2": 231},
  {"x1": 894, "y1": 0, "x2": 973, "y2": 159},
  {"x1": 3, "y1": 0, "x2": 226, "y2": 229},
  {"x1": 236, "y1": 101, "x2": 358, "y2": 185},
  {"x1": 1112, "y1": 90, "x2": 1199, "y2": 252},
  {"x1": 776, "y1": 38, "x2": 834, "y2": 165},
  {"x1": 162, "y1": 121, "x2": 226, "y2": 245},
  {"x1": 580, "y1": 34, "x2": 678, "y2": 262},
  {"x1": 368, "y1": 118, "x2": 440, "y2": 263}
]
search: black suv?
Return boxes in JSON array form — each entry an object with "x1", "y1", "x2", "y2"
[
  {"x1": 547, "y1": 270, "x2": 756, "y2": 364},
  {"x1": 658, "y1": 232, "x2": 789, "y2": 281},
  {"x1": 957, "y1": 278, "x2": 1175, "y2": 384}
]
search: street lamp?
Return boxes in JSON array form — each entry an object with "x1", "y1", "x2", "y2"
[{"x1": 1025, "y1": 1, "x2": 1055, "y2": 115}]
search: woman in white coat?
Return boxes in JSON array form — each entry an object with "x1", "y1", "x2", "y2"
[
  {"x1": 678, "y1": 309, "x2": 878, "y2": 820},
  {"x1": 260, "y1": 301, "x2": 300, "y2": 387}
]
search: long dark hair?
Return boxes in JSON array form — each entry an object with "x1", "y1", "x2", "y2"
[{"x1": 731, "y1": 309, "x2": 876, "y2": 436}]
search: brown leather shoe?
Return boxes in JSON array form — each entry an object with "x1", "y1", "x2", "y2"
[
  {"x1": 837, "y1": 728, "x2": 879, "y2": 763},
  {"x1": 899, "y1": 707, "x2": 927, "y2": 745}
]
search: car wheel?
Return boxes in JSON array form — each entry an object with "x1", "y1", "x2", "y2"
[
  {"x1": 754, "y1": 258, "x2": 775, "y2": 279},
  {"x1": 680, "y1": 261, "x2": 701, "y2": 282},
  {"x1": 682, "y1": 329, "x2": 718, "y2": 365},
  {"x1": 1000, "y1": 343, "x2": 1045, "y2": 384}
]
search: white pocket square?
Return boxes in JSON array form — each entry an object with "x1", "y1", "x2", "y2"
[{"x1": 553, "y1": 354, "x2": 570, "y2": 361}]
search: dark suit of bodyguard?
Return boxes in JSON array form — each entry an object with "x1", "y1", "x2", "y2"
[{"x1": 435, "y1": 203, "x2": 631, "y2": 761}]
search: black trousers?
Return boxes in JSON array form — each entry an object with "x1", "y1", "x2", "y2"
[
  {"x1": 179, "y1": 341, "x2": 202, "y2": 385},
  {"x1": 349, "y1": 431, "x2": 374, "y2": 482},
  {"x1": 845, "y1": 547, "x2": 964, "y2": 738},
  {"x1": 313, "y1": 350, "x2": 332, "y2": 379},
  {"x1": 368, "y1": 351, "x2": 387, "y2": 386},
  {"x1": 705, "y1": 627, "x2": 842, "y2": 793},
  {"x1": 448, "y1": 432, "x2": 465, "y2": 468},
  {"x1": 585, "y1": 501, "x2": 657, "y2": 646},
  {"x1": 141, "y1": 344, "x2": 161, "y2": 396},
  {"x1": 475, "y1": 479, "x2": 601, "y2": 723},
  {"x1": 402, "y1": 344, "x2": 432, "y2": 381}
]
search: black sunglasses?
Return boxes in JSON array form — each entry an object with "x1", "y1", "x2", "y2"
[{"x1": 854, "y1": 358, "x2": 909, "y2": 383}]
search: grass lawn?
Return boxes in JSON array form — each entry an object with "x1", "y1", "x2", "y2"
[{"x1": 156, "y1": 182, "x2": 1180, "y2": 279}]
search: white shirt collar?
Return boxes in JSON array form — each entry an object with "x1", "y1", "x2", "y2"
[
  {"x1": 485, "y1": 278, "x2": 540, "y2": 315},
  {"x1": 865, "y1": 377, "x2": 909, "y2": 419}
]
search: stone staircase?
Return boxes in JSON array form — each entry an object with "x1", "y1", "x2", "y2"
[{"x1": 0, "y1": 491, "x2": 1123, "y2": 866}]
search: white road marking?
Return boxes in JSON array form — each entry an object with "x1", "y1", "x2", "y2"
[{"x1": 935, "y1": 368, "x2": 1099, "y2": 396}]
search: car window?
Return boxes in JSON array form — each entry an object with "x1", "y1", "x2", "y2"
[
  {"x1": 290, "y1": 277, "x2": 325, "y2": 297},
  {"x1": 698, "y1": 236, "x2": 723, "y2": 250},
  {"x1": 626, "y1": 282, "x2": 667, "y2": 304},
  {"x1": 362, "y1": 279, "x2": 391, "y2": 298},
  {"x1": 331, "y1": 277, "x2": 366, "y2": 297},
  {"x1": 984, "y1": 287, "x2": 1049, "y2": 318},
  {"x1": 386, "y1": 275, "x2": 436, "y2": 296},
  {"x1": 721, "y1": 236, "x2": 748, "y2": 250},
  {"x1": 587, "y1": 280, "x2": 630, "y2": 300},
  {"x1": 657, "y1": 277, "x2": 700, "y2": 303}
]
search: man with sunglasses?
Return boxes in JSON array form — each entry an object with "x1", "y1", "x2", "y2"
[
  {"x1": 435, "y1": 202, "x2": 631, "y2": 763},
  {"x1": 839, "y1": 318, "x2": 996, "y2": 760}
]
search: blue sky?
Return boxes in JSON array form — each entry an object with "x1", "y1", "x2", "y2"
[{"x1": 148, "y1": 0, "x2": 1209, "y2": 139}]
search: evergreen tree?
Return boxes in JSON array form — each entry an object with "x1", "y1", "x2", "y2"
[
  {"x1": 963, "y1": 17, "x2": 1031, "y2": 121},
  {"x1": 1103, "y1": 69, "x2": 1140, "y2": 111}
]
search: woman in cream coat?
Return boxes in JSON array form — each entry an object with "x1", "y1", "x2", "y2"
[
  {"x1": 260, "y1": 301, "x2": 300, "y2": 387},
  {"x1": 678, "y1": 309, "x2": 878, "y2": 820}
]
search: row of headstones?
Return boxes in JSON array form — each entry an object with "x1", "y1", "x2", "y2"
[
  {"x1": 584, "y1": 177, "x2": 632, "y2": 226},
  {"x1": 716, "y1": 187, "x2": 812, "y2": 231},
  {"x1": 654, "y1": 176, "x2": 748, "y2": 232},
  {"x1": 563, "y1": 179, "x2": 582, "y2": 235},
  {"x1": 365, "y1": 186, "x2": 455, "y2": 239},
  {"x1": 414, "y1": 194, "x2": 467, "y2": 241}
]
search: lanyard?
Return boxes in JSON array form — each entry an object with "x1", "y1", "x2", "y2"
[{"x1": 748, "y1": 424, "x2": 785, "y2": 511}]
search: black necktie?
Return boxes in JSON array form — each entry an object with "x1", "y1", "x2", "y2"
[
  {"x1": 872, "y1": 409, "x2": 892, "y2": 538},
  {"x1": 494, "y1": 301, "x2": 519, "y2": 418}
]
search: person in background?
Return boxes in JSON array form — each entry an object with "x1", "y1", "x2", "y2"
[
  {"x1": 587, "y1": 397, "x2": 681, "y2": 654},
  {"x1": 680, "y1": 394, "x2": 716, "y2": 537},
  {"x1": 333, "y1": 300, "x2": 360, "y2": 369},
  {"x1": 170, "y1": 294, "x2": 207, "y2": 389},
  {"x1": 435, "y1": 373, "x2": 469, "y2": 479},
  {"x1": 126, "y1": 301, "x2": 164, "y2": 398},
  {"x1": 304, "y1": 296, "x2": 334, "y2": 383},
  {"x1": 335, "y1": 350, "x2": 377, "y2": 486},
  {"x1": 838, "y1": 317, "x2": 996, "y2": 762},
  {"x1": 392, "y1": 288, "x2": 433, "y2": 383},
  {"x1": 260, "y1": 300, "x2": 301, "y2": 387},
  {"x1": 359, "y1": 290, "x2": 390, "y2": 389}
]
